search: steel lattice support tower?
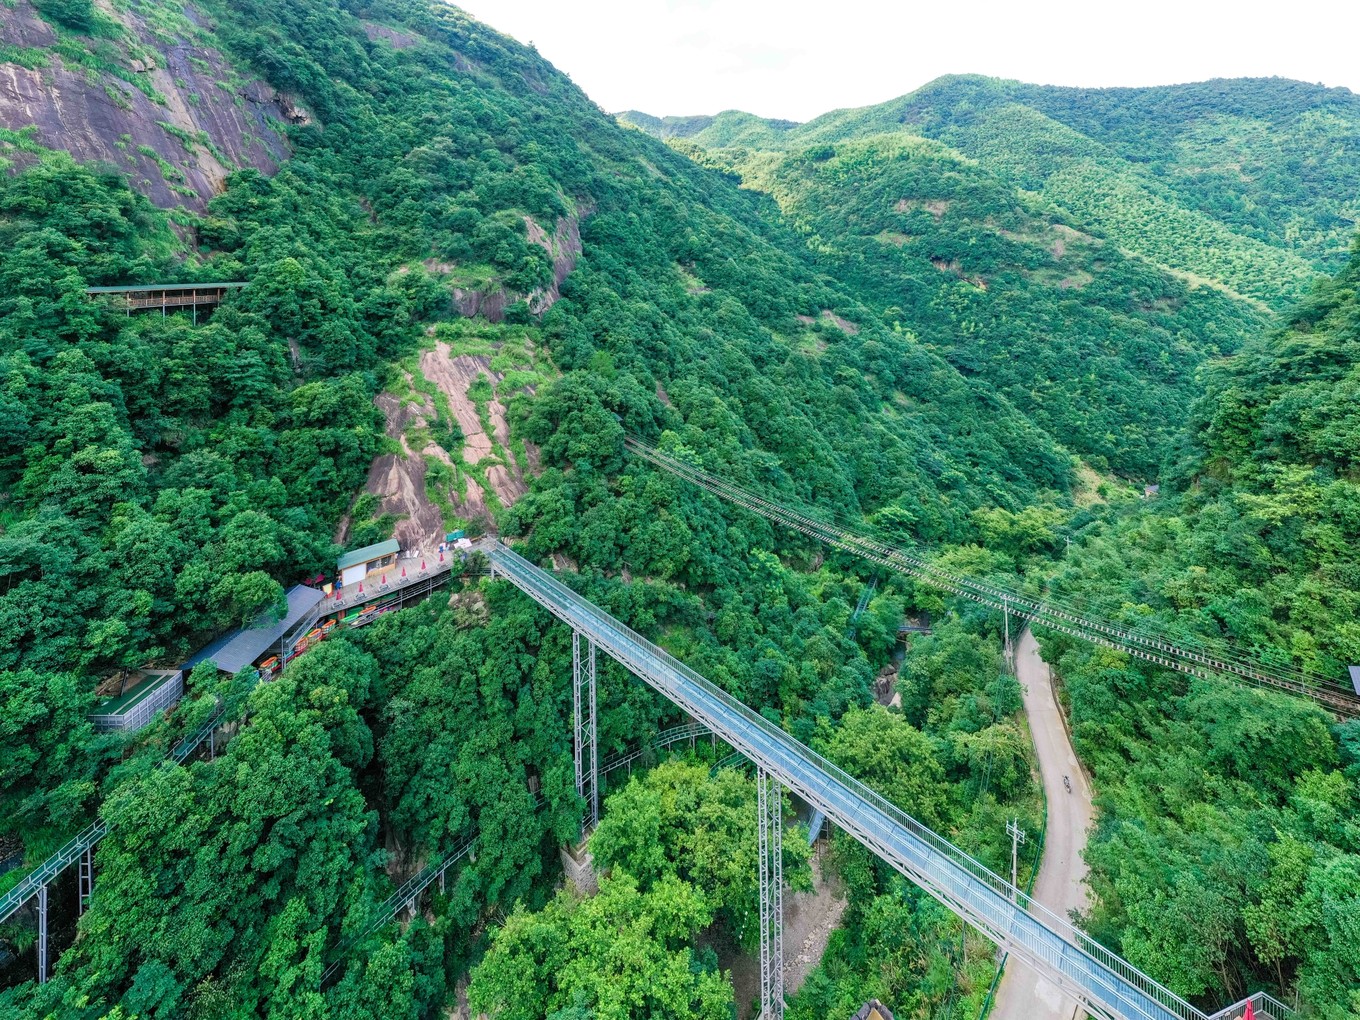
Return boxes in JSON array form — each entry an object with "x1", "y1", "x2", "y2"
[
  {"x1": 757, "y1": 767, "x2": 784, "y2": 1020},
  {"x1": 37, "y1": 883, "x2": 48, "y2": 984},
  {"x1": 482, "y1": 539, "x2": 1216, "y2": 1020},
  {"x1": 78, "y1": 847, "x2": 93, "y2": 915},
  {"x1": 573, "y1": 631, "x2": 599, "y2": 830}
]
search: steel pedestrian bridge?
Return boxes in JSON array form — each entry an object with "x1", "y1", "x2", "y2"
[
  {"x1": 0, "y1": 697, "x2": 229, "y2": 980},
  {"x1": 626, "y1": 437, "x2": 1360, "y2": 718},
  {"x1": 482, "y1": 540, "x2": 1204, "y2": 1020},
  {"x1": 5, "y1": 538, "x2": 1265, "y2": 1020}
]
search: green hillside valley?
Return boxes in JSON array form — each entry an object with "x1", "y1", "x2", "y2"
[{"x1": 0, "y1": 2, "x2": 1357, "y2": 1019}]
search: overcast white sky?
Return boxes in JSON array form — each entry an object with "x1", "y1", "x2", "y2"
[{"x1": 458, "y1": 0, "x2": 1360, "y2": 122}]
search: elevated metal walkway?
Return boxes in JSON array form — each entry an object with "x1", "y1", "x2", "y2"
[
  {"x1": 483, "y1": 540, "x2": 1203, "y2": 1020},
  {"x1": 0, "y1": 702, "x2": 225, "y2": 930},
  {"x1": 321, "y1": 723, "x2": 726, "y2": 986},
  {"x1": 1207, "y1": 993, "x2": 1294, "y2": 1020}
]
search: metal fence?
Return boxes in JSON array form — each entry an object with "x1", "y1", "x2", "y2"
[
  {"x1": 88, "y1": 672, "x2": 184, "y2": 733},
  {"x1": 1206, "y1": 994, "x2": 1295, "y2": 1020},
  {"x1": 1, "y1": 681, "x2": 242, "y2": 925}
]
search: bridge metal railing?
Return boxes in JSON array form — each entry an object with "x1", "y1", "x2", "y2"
[
  {"x1": 1206, "y1": 993, "x2": 1295, "y2": 1020},
  {"x1": 484, "y1": 540, "x2": 1203, "y2": 1020},
  {"x1": 320, "y1": 722, "x2": 727, "y2": 985},
  {"x1": 1, "y1": 688, "x2": 240, "y2": 926},
  {"x1": 319, "y1": 831, "x2": 479, "y2": 986},
  {"x1": 0, "y1": 821, "x2": 108, "y2": 925},
  {"x1": 326, "y1": 555, "x2": 455, "y2": 612},
  {"x1": 625, "y1": 438, "x2": 1360, "y2": 718},
  {"x1": 600, "y1": 722, "x2": 717, "y2": 775}
]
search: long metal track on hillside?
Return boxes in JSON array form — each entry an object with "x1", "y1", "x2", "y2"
[
  {"x1": 600, "y1": 722, "x2": 718, "y2": 774},
  {"x1": 483, "y1": 540, "x2": 1205, "y2": 1020},
  {"x1": 625, "y1": 438, "x2": 1360, "y2": 718},
  {"x1": 319, "y1": 832, "x2": 479, "y2": 986},
  {"x1": 0, "y1": 697, "x2": 230, "y2": 925},
  {"x1": 0, "y1": 821, "x2": 108, "y2": 926},
  {"x1": 321, "y1": 723, "x2": 725, "y2": 986}
]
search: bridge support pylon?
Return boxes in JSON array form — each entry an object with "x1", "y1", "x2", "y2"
[
  {"x1": 573, "y1": 630, "x2": 599, "y2": 831},
  {"x1": 37, "y1": 883, "x2": 48, "y2": 984},
  {"x1": 757, "y1": 767, "x2": 784, "y2": 1020},
  {"x1": 79, "y1": 846, "x2": 93, "y2": 915}
]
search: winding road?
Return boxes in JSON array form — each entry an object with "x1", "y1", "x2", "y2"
[{"x1": 989, "y1": 627, "x2": 1095, "y2": 1020}]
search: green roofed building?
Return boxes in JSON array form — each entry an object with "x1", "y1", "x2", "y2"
[
  {"x1": 88, "y1": 669, "x2": 185, "y2": 733},
  {"x1": 337, "y1": 539, "x2": 400, "y2": 588}
]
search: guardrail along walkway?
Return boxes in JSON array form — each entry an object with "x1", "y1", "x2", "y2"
[{"x1": 482, "y1": 540, "x2": 1204, "y2": 1020}]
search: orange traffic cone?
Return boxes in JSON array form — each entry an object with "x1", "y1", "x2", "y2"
[{"x1": 401, "y1": 566, "x2": 407, "y2": 578}]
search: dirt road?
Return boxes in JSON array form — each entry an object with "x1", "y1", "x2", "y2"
[{"x1": 988, "y1": 627, "x2": 1094, "y2": 1020}]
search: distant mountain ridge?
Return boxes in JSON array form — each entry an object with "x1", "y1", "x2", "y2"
[
  {"x1": 620, "y1": 75, "x2": 1360, "y2": 474},
  {"x1": 618, "y1": 74, "x2": 1360, "y2": 291}
]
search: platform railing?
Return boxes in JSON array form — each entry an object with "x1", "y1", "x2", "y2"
[{"x1": 1206, "y1": 993, "x2": 1296, "y2": 1020}]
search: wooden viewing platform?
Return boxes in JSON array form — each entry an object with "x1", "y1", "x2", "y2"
[{"x1": 85, "y1": 282, "x2": 247, "y2": 320}]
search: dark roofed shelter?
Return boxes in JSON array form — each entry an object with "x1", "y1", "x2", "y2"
[
  {"x1": 85, "y1": 282, "x2": 246, "y2": 323},
  {"x1": 186, "y1": 585, "x2": 324, "y2": 675}
]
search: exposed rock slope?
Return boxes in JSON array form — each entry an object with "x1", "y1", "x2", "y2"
[
  {"x1": 0, "y1": 0, "x2": 293, "y2": 210},
  {"x1": 362, "y1": 332, "x2": 548, "y2": 546}
]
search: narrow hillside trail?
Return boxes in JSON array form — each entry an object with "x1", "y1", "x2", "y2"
[
  {"x1": 706, "y1": 853, "x2": 847, "y2": 1018},
  {"x1": 988, "y1": 627, "x2": 1094, "y2": 1020}
]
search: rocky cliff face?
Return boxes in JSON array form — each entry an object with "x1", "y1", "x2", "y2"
[
  {"x1": 0, "y1": 0, "x2": 295, "y2": 211},
  {"x1": 451, "y1": 208, "x2": 589, "y2": 322}
]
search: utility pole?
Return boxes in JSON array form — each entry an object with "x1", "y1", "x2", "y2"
[{"x1": 1007, "y1": 818, "x2": 1027, "y2": 901}]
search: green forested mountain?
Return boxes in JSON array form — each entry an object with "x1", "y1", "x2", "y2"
[
  {"x1": 970, "y1": 77, "x2": 1360, "y2": 271},
  {"x1": 1, "y1": 3, "x2": 1358, "y2": 1019},
  {"x1": 708, "y1": 133, "x2": 1270, "y2": 476},
  {"x1": 1036, "y1": 240, "x2": 1360, "y2": 1016},
  {"x1": 0, "y1": 0, "x2": 1053, "y2": 1015},
  {"x1": 620, "y1": 74, "x2": 1360, "y2": 290},
  {"x1": 619, "y1": 76, "x2": 1360, "y2": 475}
]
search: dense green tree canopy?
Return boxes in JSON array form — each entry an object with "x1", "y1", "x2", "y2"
[
  {"x1": 1, "y1": 0, "x2": 1358, "y2": 1016},
  {"x1": 1035, "y1": 241, "x2": 1360, "y2": 1014}
]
